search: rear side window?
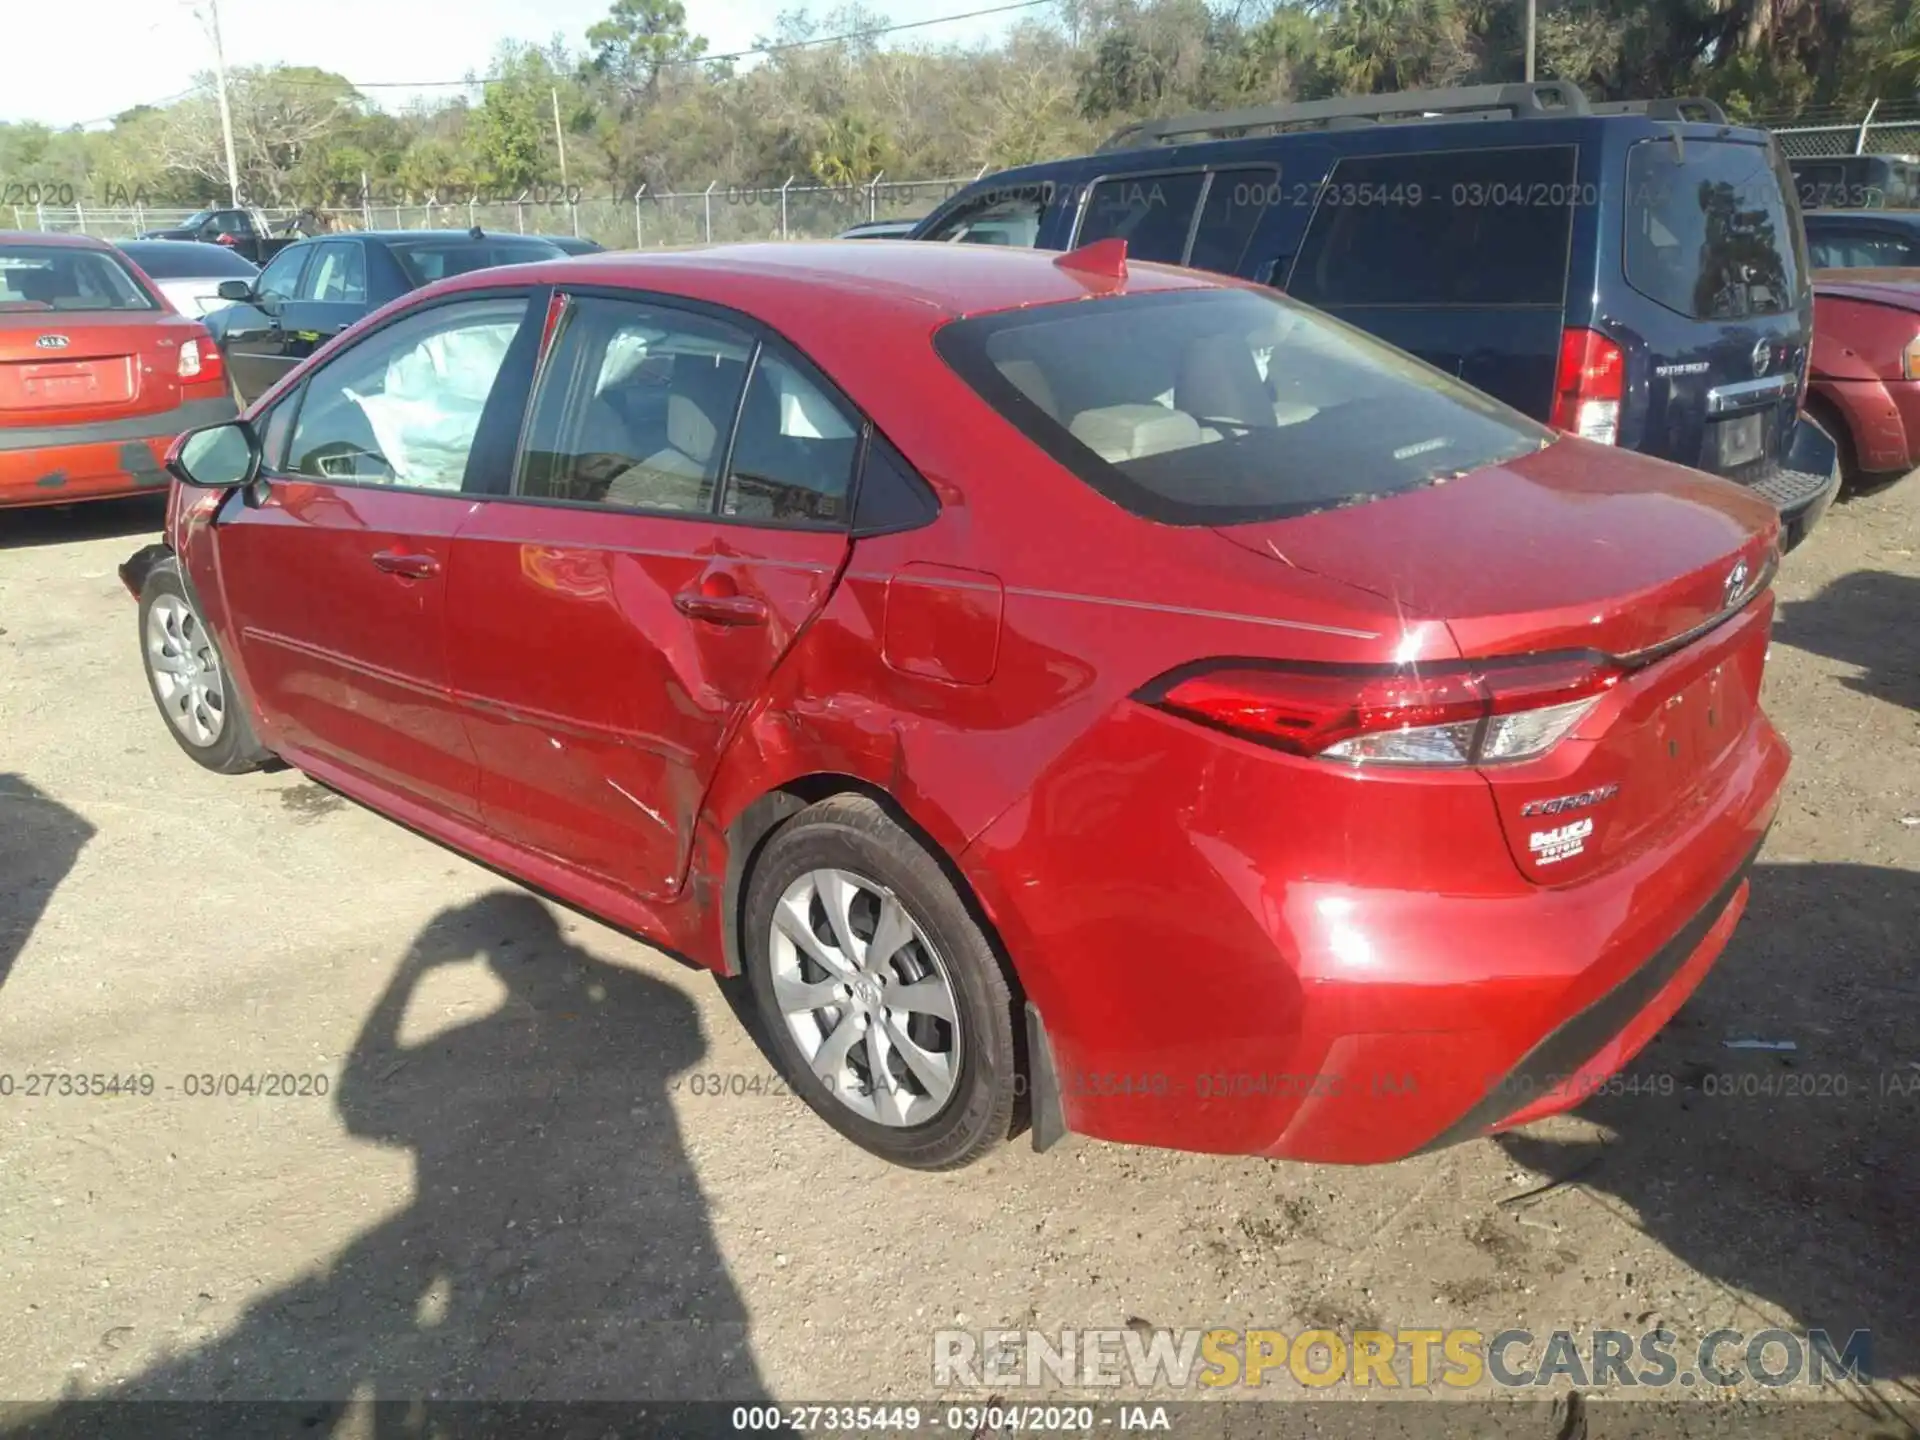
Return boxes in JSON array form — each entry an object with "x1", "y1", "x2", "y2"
[
  {"x1": 1288, "y1": 146, "x2": 1577, "y2": 308},
  {"x1": 935, "y1": 288, "x2": 1548, "y2": 526},
  {"x1": 1075, "y1": 171, "x2": 1207, "y2": 263},
  {"x1": 1625, "y1": 138, "x2": 1801, "y2": 320},
  {"x1": 1186, "y1": 167, "x2": 1280, "y2": 275}
]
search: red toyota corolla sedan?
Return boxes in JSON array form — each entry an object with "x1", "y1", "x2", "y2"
[
  {"x1": 1, "y1": 231, "x2": 235, "y2": 508},
  {"x1": 122, "y1": 239, "x2": 1788, "y2": 1170}
]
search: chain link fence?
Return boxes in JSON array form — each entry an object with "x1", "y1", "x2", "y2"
[
  {"x1": 20, "y1": 107, "x2": 1920, "y2": 246},
  {"x1": 10, "y1": 176, "x2": 982, "y2": 249}
]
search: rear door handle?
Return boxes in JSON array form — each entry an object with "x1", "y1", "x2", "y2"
[
  {"x1": 673, "y1": 591, "x2": 768, "y2": 626},
  {"x1": 371, "y1": 550, "x2": 440, "y2": 580}
]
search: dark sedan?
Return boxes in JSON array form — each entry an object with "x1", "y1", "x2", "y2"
[
  {"x1": 1802, "y1": 208, "x2": 1920, "y2": 271},
  {"x1": 204, "y1": 228, "x2": 567, "y2": 403}
]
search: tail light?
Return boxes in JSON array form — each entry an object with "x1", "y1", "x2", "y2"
[
  {"x1": 1901, "y1": 333, "x2": 1920, "y2": 381},
  {"x1": 1551, "y1": 327, "x2": 1623, "y2": 445},
  {"x1": 178, "y1": 335, "x2": 223, "y2": 384},
  {"x1": 1148, "y1": 655, "x2": 1622, "y2": 768}
]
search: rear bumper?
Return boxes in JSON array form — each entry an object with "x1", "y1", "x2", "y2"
[
  {"x1": 962, "y1": 700, "x2": 1789, "y2": 1164},
  {"x1": 0, "y1": 394, "x2": 235, "y2": 509},
  {"x1": 1761, "y1": 414, "x2": 1843, "y2": 552}
]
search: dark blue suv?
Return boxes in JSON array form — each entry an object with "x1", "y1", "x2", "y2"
[{"x1": 910, "y1": 81, "x2": 1839, "y2": 548}]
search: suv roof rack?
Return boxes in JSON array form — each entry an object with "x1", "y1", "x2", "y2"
[
  {"x1": 1587, "y1": 96, "x2": 1727, "y2": 123},
  {"x1": 1096, "y1": 82, "x2": 1728, "y2": 151}
]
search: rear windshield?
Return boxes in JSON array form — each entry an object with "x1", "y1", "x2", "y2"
[
  {"x1": 118, "y1": 241, "x2": 259, "y2": 279},
  {"x1": 1625, "y1": 138, "x2": 1803, "y2": 320},
  {"x1": 389, "y1": 237, "x2": 564, "y2": 286},
  {"x1": 0, "y1": 244, "x2": 157, "y2": 312},
  {"x1": 934, "y1": 288, "x2": 1549, "y2": 526},
  {"x1": 1287, "y1": 146, "x2": 1577, "y2": 308}
]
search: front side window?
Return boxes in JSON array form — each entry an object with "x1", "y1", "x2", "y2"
[
  {"x1": 0, "y1": 244, "x2": 156, "y2": 312},
  {"x1": 518, "y1": 295, "x2": 754, "y2": 513},
  {"x1": 1626, "y1": 138, "x2": 1801, "y2": 320},
  {"x1": 923, "y1": 190, "x2": 1047, "y2": 248},
  {"x1": 1289, "y1": 147, "x2": 1576, "y2": 308},
  {"x1": 285, "y1": 295, "x2": 528, "y2": 491},
  {"x1": 1075, "y1": 171, "x2": 1207, "y2": 264},
  {"x1": 302, "y1": 242, "x2": 367, "y2": 304},
  {"x1": 936, "y1": 287, "x2": 1547, "y2": 526},
  {"x1": 255, "y1": 245, "x2": 309, "y2": 304}
]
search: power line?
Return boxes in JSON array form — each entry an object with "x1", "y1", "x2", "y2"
[
  {"x1": 69, "y1": 85, "x2": 209, "y2": 129},
  {"x1": 255, "y1": 0, "x2": 1057, "y2": 89}
]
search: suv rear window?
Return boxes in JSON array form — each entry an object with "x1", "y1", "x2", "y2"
[
  {"x1": 1287, "y1": 146, "x2": 1577, "y2": 308},
  {"x1": 934, "y1": 288, "x2": 1548, "y2": 526},
  {"x1": 1625, "y1": 138, "x2": 1801, "y2": 320}
]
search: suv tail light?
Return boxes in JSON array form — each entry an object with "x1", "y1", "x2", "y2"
[
  {"x1": 1148, "y1": 655, "x2": 1623, "y2": 768},
  {"x1": 1551, "y1": 327, "x2": 1623, "y2": 445},
  {"x1": 178, "y1": 336, "x2": 223, "y2": 384}
]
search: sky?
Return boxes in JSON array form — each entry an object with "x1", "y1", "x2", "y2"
[{"x1": 7, "y1": 0, "x2": 1039, "y2": 128}]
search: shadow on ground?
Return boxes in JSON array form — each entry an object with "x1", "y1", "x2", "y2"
[
  {"x1": 1500, "y1": 860, "x2": 1920, "y2": 1430},
  {"x1": 0, "y1": 495, "x2": 167, "y2": 552},
  {"x1": 0, "y1": 775, "x2": 96, "y2": 994},
  {"x1": 4, "y1": 891, "x2": 771, "y2": 1438},
  {"x1": 1775, "y1": 570, "x2": 1920, "y2": 711}
]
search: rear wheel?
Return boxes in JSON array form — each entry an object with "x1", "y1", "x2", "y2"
[
  {"x1": 138, "y1": 557, "x2": 269, "y2": 774},
  {"x1": 741, "y1": 794, "x2": 1019, "y2": 1170}
]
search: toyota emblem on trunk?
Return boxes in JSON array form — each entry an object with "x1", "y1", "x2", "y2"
[
  {"x1": 1724, "y1": 558, "x2": 1751, "y2": 608},
  {"x1": 1751, "y1": 339, "x2": 1770, "y2": 377},
  {"x1": 34, "y1": 334, "x2": 69, "y2": 349}
]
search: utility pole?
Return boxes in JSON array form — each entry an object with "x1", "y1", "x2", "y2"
[
  {"x1": 551, "y1": 87, "x2": 569, "y2": 189},
  {"x1": 1524, "y1": 0, "x2": 1536, "y2": 81},
  {"x1": 203, "y1": 0, "x2": 242, "y2": 206}
]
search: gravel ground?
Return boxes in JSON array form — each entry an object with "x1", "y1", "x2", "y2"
[{"x1": 0, "y1": 477, "x2": 1915, "y2": 1438}]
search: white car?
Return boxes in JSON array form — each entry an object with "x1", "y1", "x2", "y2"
[{"x1": 115, "y1": 238, "x2": 260, "y2": 318}]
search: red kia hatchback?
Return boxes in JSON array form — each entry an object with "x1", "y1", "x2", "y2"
[
  {"x1": 1, "y1": 231, "x2": 235, "y2": 508},
  {"x1": 123, "y1": 240, "x2": 1788, "y2": 1170}
]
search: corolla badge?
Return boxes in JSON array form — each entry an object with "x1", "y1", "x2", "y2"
[
  {"x1": 1724, "y1": 558, "x2": 1751, "y2": 608},
  {"x1": 1751, "y1": 339, "x2": 1771, "y2": 378},
  {"x1": 34, "y1": 334, "x2": 70, "y2": 349}
]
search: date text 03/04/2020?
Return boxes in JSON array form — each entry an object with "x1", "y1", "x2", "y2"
[
  {"x1": 0, "y1": 1072, "x2": 331, "y2": 1099},
  {"x1": 729, "y1": 1405, "x2": 1172, "y2": 1432}
]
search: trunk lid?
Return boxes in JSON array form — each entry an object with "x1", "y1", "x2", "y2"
[
  {"x1": 0, "y1": 310, "x2": 196, "y2": 423},
  {"x1": 1215, "y1": 438, "x2": 1781, "y2": 882}
]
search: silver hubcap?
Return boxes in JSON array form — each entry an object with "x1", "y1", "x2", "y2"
[
  {"x1": 769, "y1": 868, "x2": 962, "y2": 1127},
  {"x1": 146, "y1": 595, "x2": 226, "y2": 747}
]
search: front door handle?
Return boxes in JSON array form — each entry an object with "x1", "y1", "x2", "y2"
[
  {"x1": 371, "y1": 550, "x2": 439, "y2": 580},
  {"x1": 674, "y1": 587, "x2": 767, "y2": 626}
]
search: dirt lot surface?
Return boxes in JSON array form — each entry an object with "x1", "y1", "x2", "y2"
[{"x1": 0, "y1": 478, "x2": 1916, "y2": 1438}]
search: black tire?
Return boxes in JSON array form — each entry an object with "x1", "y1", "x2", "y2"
[
  {"x1": 741, "y1": 794, "x2": 1019, "y2": 1170},
  {"x1": 137, "y1": 557, "x2": 271, "y2": 775}
]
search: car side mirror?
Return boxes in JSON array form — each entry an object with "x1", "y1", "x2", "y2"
[
  {"x1": 166, "y1": 420, "x2": 262, "y2": 496},
  {"x1": 216, "y1": 279, "x2": 254, "y2": 302}
]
